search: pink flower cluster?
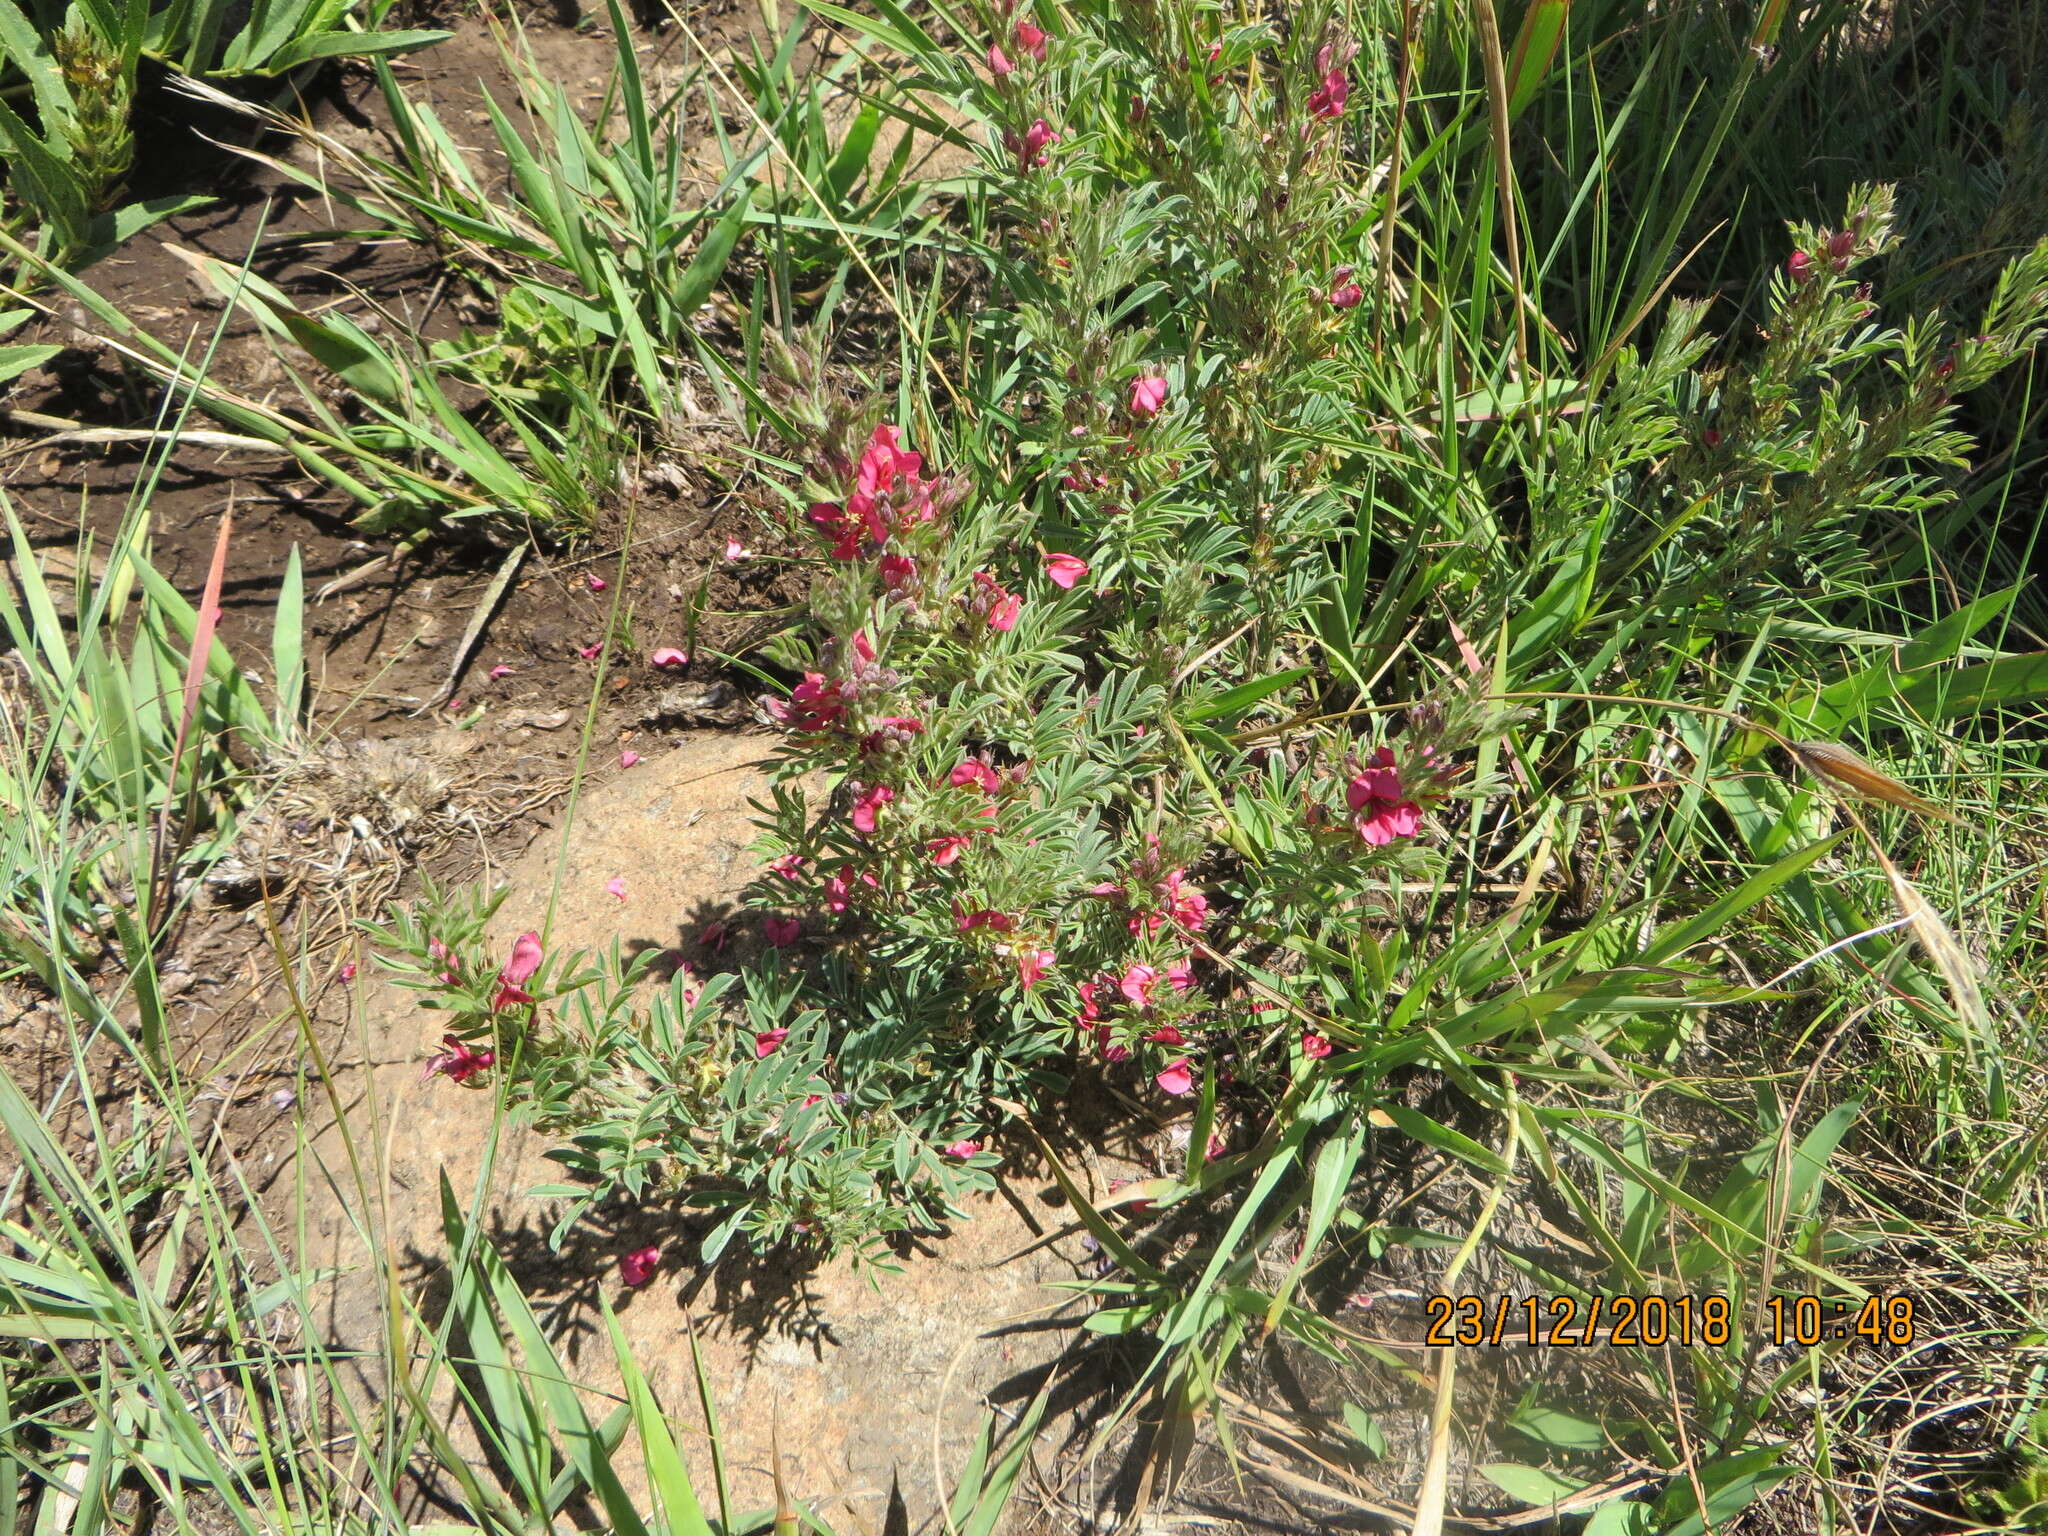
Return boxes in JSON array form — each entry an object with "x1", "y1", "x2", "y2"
[{"x1": 987, "y1": 17, "x2": 1045, "y2": 75}]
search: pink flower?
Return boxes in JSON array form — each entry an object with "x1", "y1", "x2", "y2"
[
  {"x1": 618, "y1": 1245, "x2": 660, "y2": 1287},
  {"x1": 954, "y1": 906, "x2": 1012, "y2": 934},
  {"x1": 651, "y1": 647, "x2": 688, "y2": 669},
  {"x1": 1096, "y1": 1027, "x2": 1131, "y2": 1063},
  {"x1": 578, "y1": 642, "x2": 603, "y2": 659},
  {"x1": 879, "y1": 553, "x2": 917, "y2": 590},
  {"x1": 1307, "y1": 61, "x2": 1348, "y2": 119},
  {"x1": 699, "y1": 920, "x2": 729, "y2": 953},
  {"x1": 1347, "y1": 747, "x2": 1422, "y2": 846},
  {"x1": 1147, "y1": 1025, "x2": 1185, "y2": 1046},
  {"x1": 1077, "y1": 980, "x2": 1101, "y2": 1024},
  {"x1": 1119, "y1": 963, "x2": 1159, "y2": 1009},
  {"x1": 723, "y1": 537, "x2": 750, "y2": 561},
  {"x1": 1043, "y1": 552, "x2": 1089, "y2": 589},
  {"x1": 1128, "y1": 374, "x2": 1169, "y2": 421},
  {"x1": 768, "y1": 853, "x2": 807, "y2": 881},
  {"x1": 1156, "y1": 1059, "x2": 1195, "y2": 1097},
  {"x1": 339, "y1": 961, "x2": 356, "y2": 982},
  {"x1": 492, "y1": 932, "x2": 543, "y2": 1010},
  {"x1": 1205, "y1": 39, "x2": 1222, "y2": 61},
  {"x1": 619, "y1": 750, "x2": 641, "y2": 768},
  {"x1": 1787, "y1": 249, "x2": 1813, "y2": 285},
  {"x1": 587, "y1": 575, "x2": 608, "y2": 592},
  {"x1": 1162, "y1": 869, "x2": 1208, "y2": 933},
  {"x1": 763, "y1": 916, "x2": 801, "y2": 947},
  {"x1": 1018, "y1": 948, "x2": 1054, "y2": 989},
  {"x1": 1302, "y1": 1031, "x2": 1334, "y2": 1059},
  {"x1": 764, "y1": 672, "x2": 846, "y2": 732},
  {"x1": 754, "y1": 1027, "x2": 789, "y2": 1057},
  {"x1": 1165, "y1": 959, "x2": 1194, "y2": 992},
  {"x1": 850, "y1": 782, "x2": 895, "y2": 833},
  {"x1": 950, "y1": 760, "x2": 1001, "y2": 793},
  {"x1": 423, "y1": 1034, "x2": 494, "y2": 1085},
  {"x1": 824, "y1": 869, "x2": 876, "y2": 913},
  {"x1": 928, "y1": 835, "x2": 971, "y2": 866},
  {"x1": 987, "y1": 42, "x2": 1013, "y2": 75},
  {"x1": 489, "y1": 664, "x2": 515, "y2": 679},
  {"x1": 445, "y1": 699, "x2": 464, "y2": 712},
  {"x1": 944, "y1": 1139, "x2": 983, "y2": 1159},
  {"x1": 1015, "y1": 19, "x2": 1047, "y2": 59},
  {"x1": 1004, "y1": 117, "x2": 1057, "y2": 174},
  {"x1": 605, "y1": 877, "x2": 628, "y2": 900},
  {"x1": 1327, "y1": 266, "x2": 1363, "y2": 309}
]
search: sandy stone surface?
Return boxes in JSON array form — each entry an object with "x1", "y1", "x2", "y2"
[{"x1": 295, "y1": 731, "x2": 1118, "y2": 1531}]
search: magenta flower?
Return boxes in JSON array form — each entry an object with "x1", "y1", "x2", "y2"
[
  {"x1": 618, "y1": 1245, "x2": 660, "y2": 1287},
  {"x1": 850, "y1": 782, "x2": 895, "y2": 834},
  {"x1": 492, "y1": 932, "x2": 543, "y2": 1010},
  {"x1": 987, "y1": 41, "x2": 1013, "y2": 75},
  {"x1": 699, "y1": 919, "x2": 730, "y2": 953},
  {"x1": 768, "y1": 853, "x2": 807, "y2": 881},
  {"x1": 1043, "y1": 552, "x2": 1089, "y2": 589},
  {"x1": 970, "y1": 569, "x2": 1022, "y2": 631},
  {"x1": 1119, "y1": 963, "x2": 1159, "y2": 1009},
  {"x1": 1015, "y1": 19, "x2": 1047, "y2": 59},
  {"x1": 764, "y1": 672, "x2": 846, "y2": 732},
  {"x1": 423, "y1": 1034, "x2": 494, "y2": 1085},
  {"x1": 879, "y1": 553, "x2": 917, "y2": 590},
  {"x1": 944, "y1": 1138, "x2": 983, "y2": 1159},
  {"x1": 1327, "y1": 266, "x2": 1363, "y2": 309},
  {"x1": 1347, "y1": 746, "x2": 1422, "y2": 846},
  {"x1": 1147, "y1": 1025, "x2": 1185, "y2": 1046},
  {"x1": 620, "y1": 750, "x2": 641, "y2": 768},
  {"x1": 1787, "y1": 249, "x2": 1814, "y2": 285},
  {"x1": 1302, "y1": 1031, "x2": 1334, "y2": 1059},
  {"x1": 1004, "y1": 117, "x2": 1057, "y2": 174},
  {"x1": 928, "y1": 835, "x2": 971, "y2": 866},
  {"x1": 1163, "y1": 869, "x2": 1208, "y2": 933},
  {"x1": 1128, "y1": 374, "x2": 1169, "y2": 421},
  {"x1": 1156, "y1": 1059, "x2": 1195, "y2": 1097},
  {"x1": 763, "y1": 916, "x2": 801, "y2": 947},
  {"x1": 1307, "y1": 45, "x2": 1351, "y2": 120},
  {"x1": 1018, "y1": 947, "x2": 1054, "y2": 989},
  {"x1": 754, "y1": 1027, "x2": 789, "y2": 1057},
  {"x1": 950, "y1": 759, "x2": 1000, "y2": 794},
  {"x1": 605, "y1": 877, "x2": 628, "y2": 901},
  {"x1": 1077, "y1": 979, "x2": 1101, "y2": 1024},
  {"x1": 954, "y1": 906, "x2": 1012, "y2": 934},
  {"x1": 339, "y1": 961, "x2": 356, "y2": 982},
  {"x1": 502, "y1": 932, "x2": 543, "y2": 986},
  {"x1": 651, "y1": 647, "x2": 688, "y2": 669},
  {"x1": 1165, "y1": 959, "x2": 1194, "y2": 993}
]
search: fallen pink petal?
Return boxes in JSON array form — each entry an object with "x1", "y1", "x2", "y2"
[
  {"x1": 1156, "y1": 1059, "x2": 1195, "y2": 1097},
  {"x1": 605, "y1": 877, "x2": 628, "y2": 900},
  {"x1": 763, "y1": 915, "x2": 802, "y2": 947},
  {"x1": 619, "y1": 750, "x2": 641, "y2": 768},
  {"x1": 586, "y1": 574, "x2": 608, "y2": 591},
  {"x1": 650, "y1": 647, "x2": 689, "y2": 668},
  {"x1": 489, "y1": 664, "x2": 515, "y2": 679},
  {"x1": 618, "y1": 1245, "x2": 660, "y2": 1287},
  {"x1": 578, "y1": 642, "x2": 603, "y2": 659}
]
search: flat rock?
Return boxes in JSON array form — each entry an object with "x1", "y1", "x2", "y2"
[{"x1": 296, "y1": 730, "x2": 1110, "y2": 1530}]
